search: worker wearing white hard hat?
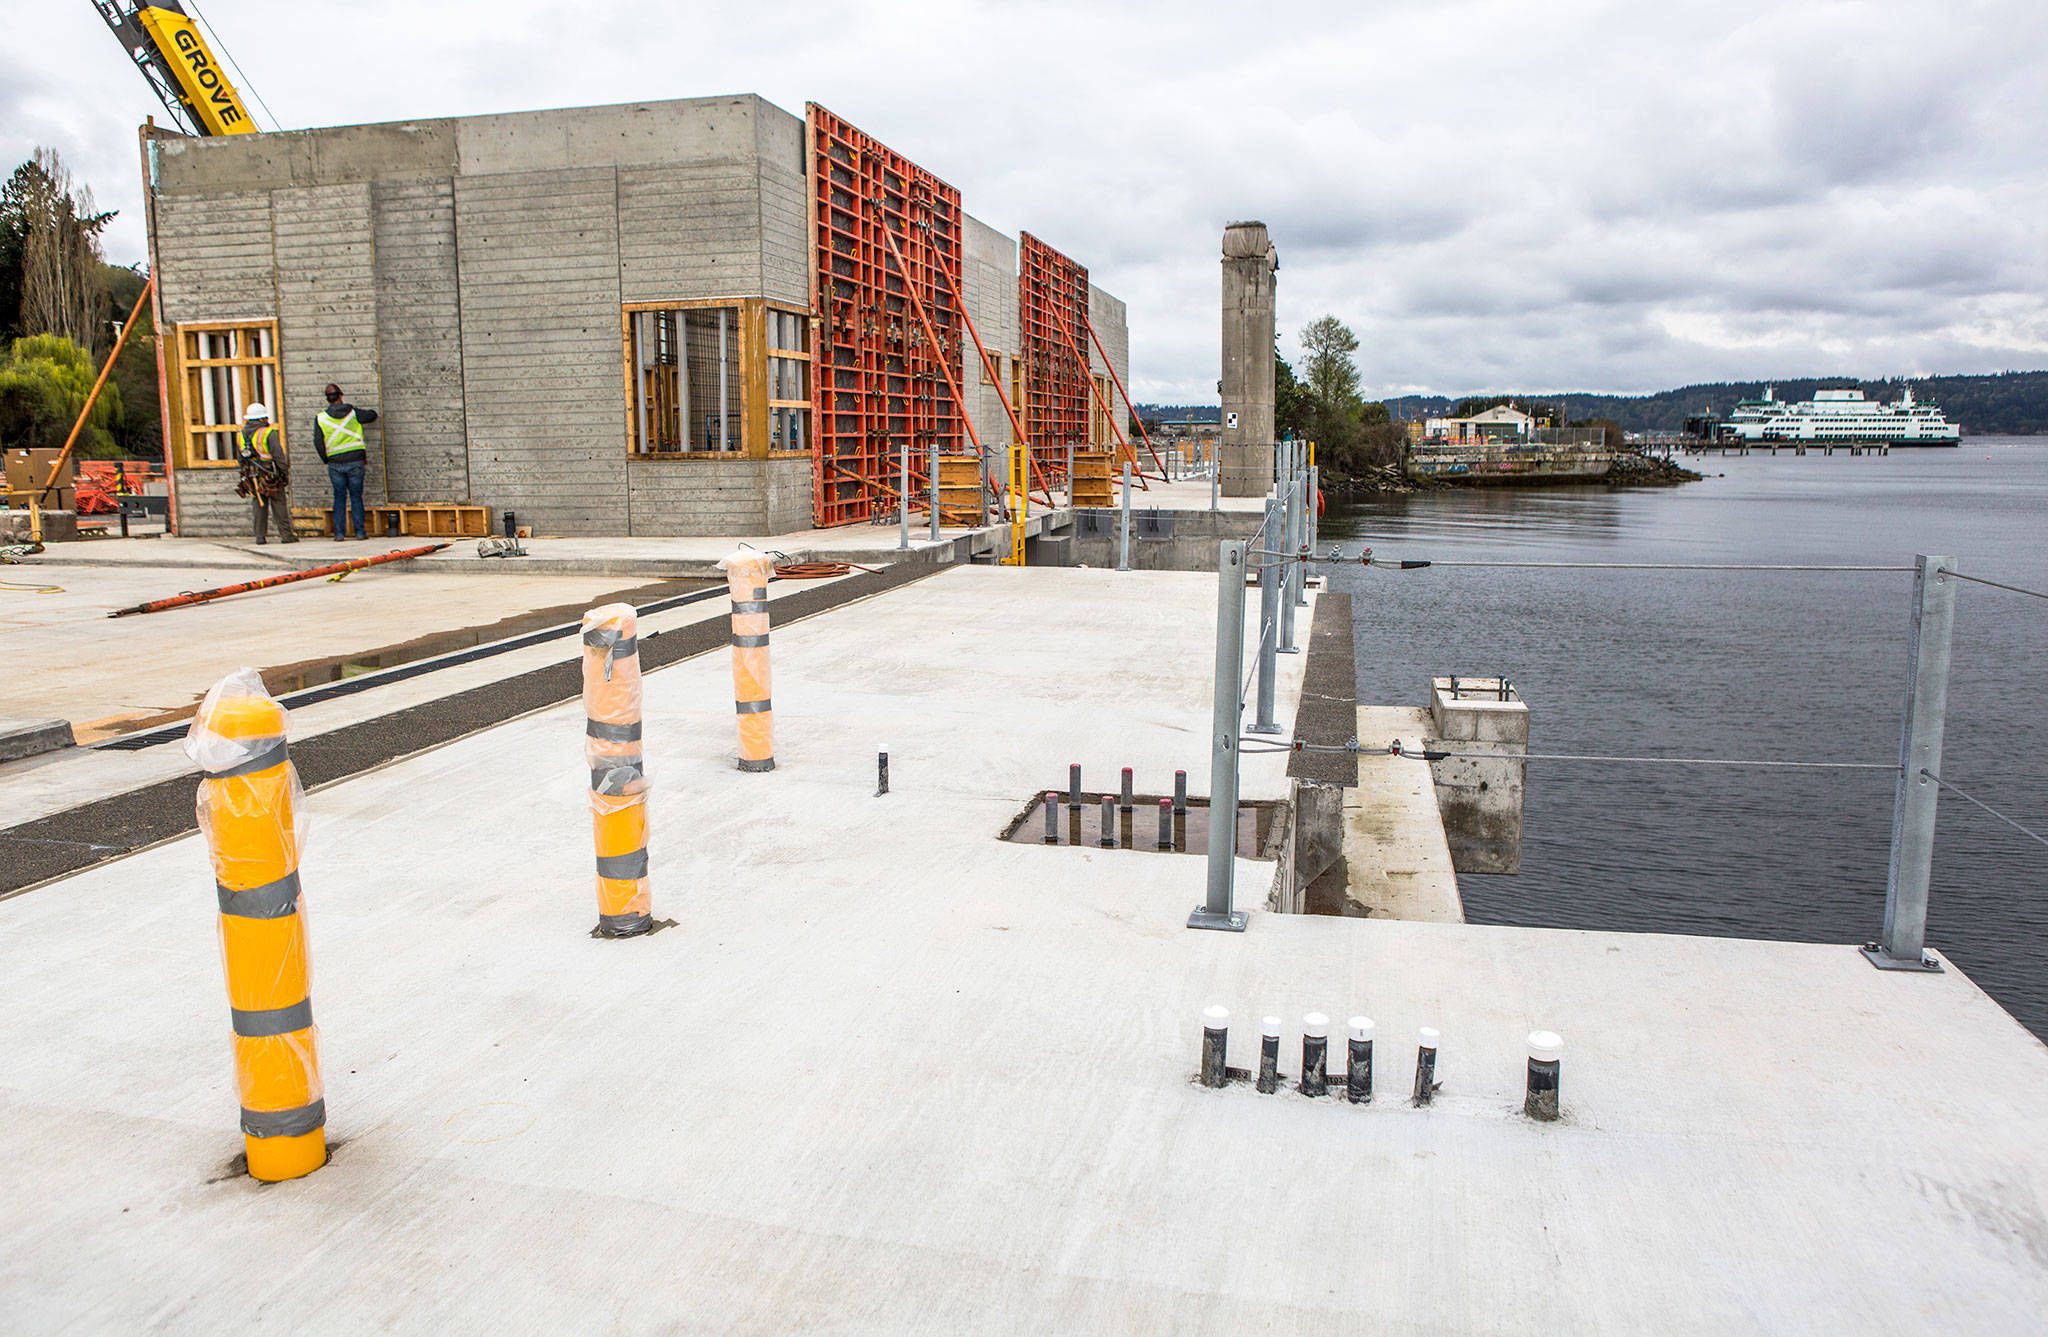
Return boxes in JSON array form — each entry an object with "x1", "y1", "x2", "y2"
[{"x1": 237, "y1": 401, "x2": 296, "y2": 544}]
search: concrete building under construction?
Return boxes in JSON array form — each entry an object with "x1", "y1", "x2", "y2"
[{"x1": 140, "y1": 95, "x2": 1130, "y2": 537}]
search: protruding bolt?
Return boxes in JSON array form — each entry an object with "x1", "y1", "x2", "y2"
[
  {"x1": 1413, "y1": 1026, "x2": 1440, "y2": 1106},
  {"x1": 1257, "y1": 1016, "x2": 1281, "y2": 1093},
  {"x1": 1525, "y1": 1030, "x2": 1563, "y2": 1121},
  {"x1": 1173, "y1": 769, "x2": 1188, "y2": 814},
  {"x1": 877, "y1": 747, "x2": 889, "y2": 796},
  {"x1": 1299, "y1": 1013, "x2": 1329, "y2": 1097},
  {"x1": 1098, "y1": 794, "x2": 1117, "y2": 848},
  {"x1": 1120, "y1": 767, "x2": 1134, "y2": 812},
  {"x1": 1346, "y1": 1016, "x2": 1374, "y2": 1104},
  {"x1": 1041, "y1": 791, "x2": 1059, "y2": 844},
  {"x1": 1068, "y1": 763, "x2": 1082, "y2": 809},
  {"x1": 1156, "y1": 798, "x2": 1173, "y2": 850},
  {"x1": 1201, "y1": 1005, "x2": 1229, "y2": 1088}
]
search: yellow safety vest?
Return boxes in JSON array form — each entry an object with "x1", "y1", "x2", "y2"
[
  {"x1": 318, "y1": 410, "x2": 366, "y2": 459},
  {"x1": 243, "y1": 425, "x2": 279, "y2": 461}
]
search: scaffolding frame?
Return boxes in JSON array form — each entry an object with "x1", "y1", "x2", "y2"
[{"x1": 807, "y1": 104, "x2": 965, "y2": 527}]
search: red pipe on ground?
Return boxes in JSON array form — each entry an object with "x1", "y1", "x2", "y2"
[{"x1": 107, "y1": 543, "x2": 451, "y2": 617}]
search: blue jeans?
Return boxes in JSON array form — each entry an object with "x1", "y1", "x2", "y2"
[{"x1": 328, "y1": 458, "x2": 366, "y2": 538}]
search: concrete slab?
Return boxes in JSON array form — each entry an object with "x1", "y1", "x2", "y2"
[
  {"x1": 0, "y1": 559, "x2": 711, "y2": 733},
  {"x1": 1345, "y1": 706, "x2": 1464, "y2": 921},
  {"x1": 0, "y1": 571, "x2": 849, "y2": 833},
  {"x1": 0, "y1": 717, "x2": 72, "y2": 763},
  {"x1": 6, "y1": 568, "x2": 2037, "y2": 1333}
]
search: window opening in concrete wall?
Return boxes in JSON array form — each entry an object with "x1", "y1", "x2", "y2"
[
  {"x1": 625, "y1": 304, "x2": 745, "y2": 454},
  {"x1": 174, "y1": 320, "x2": 280, "y2": 466},
  {"x1": 1093, "y1": 374, "x2": 1111, "y2": 446},
  {"x1": 766, "y1": 307, "x2": 811, "y2": 455}
]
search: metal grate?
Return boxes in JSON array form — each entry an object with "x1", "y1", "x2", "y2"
[{"x1": 806, "y1": 104, "x2": 964, "y2": 527}]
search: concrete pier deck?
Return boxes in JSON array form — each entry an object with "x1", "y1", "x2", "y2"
[{"x1": 3, "y1": 567, "x2": 2046, "y2": 1333}]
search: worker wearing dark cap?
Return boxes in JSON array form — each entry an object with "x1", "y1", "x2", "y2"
[{"x1": 313, "y1": 383, "x2": 379, "y2": 540}]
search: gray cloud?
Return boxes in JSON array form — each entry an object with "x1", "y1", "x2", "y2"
[{"x1": 6, "y1": 0, "x2": 2043, "y2": 403}]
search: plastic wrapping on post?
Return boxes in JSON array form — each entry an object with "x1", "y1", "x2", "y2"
[
  {"x1": 717, "y1": 550, "x2": 776, "y2": 772},
  {"x1": 582, "y1": 603, "x2": 652, "y2": 936},
  {"x1": 184, "y1": 668, "x2": 325, "y2": 1182}
]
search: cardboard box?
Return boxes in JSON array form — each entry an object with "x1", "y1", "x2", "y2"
[{"x1": 6, "y1": 448, "x2": 76, "y2": 494}]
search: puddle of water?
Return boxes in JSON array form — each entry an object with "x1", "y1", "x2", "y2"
[{"x1": 1001, "y1": 795, "x2": 1277, "y2": 859}]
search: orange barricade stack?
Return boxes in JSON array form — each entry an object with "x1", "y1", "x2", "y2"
[
  {"x1": 582, "y1": 603, "x2": 652, "y2": 936},
  {"x1": 185, "y1": 669, "x2": 326, "y2": 1182}
]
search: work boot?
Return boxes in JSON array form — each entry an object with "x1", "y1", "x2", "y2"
[{"x1": 284, "y1": 536, "x2": 298, "y2": 543}]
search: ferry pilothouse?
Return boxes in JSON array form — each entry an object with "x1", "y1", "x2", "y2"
[{"x1": 1721, "y1": 385, "x2": 1961, "y2": 445}]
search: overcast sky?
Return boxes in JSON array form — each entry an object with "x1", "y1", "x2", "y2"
[{"x1": 7, "y1": 0, "x2": 2045, "y2": 402}]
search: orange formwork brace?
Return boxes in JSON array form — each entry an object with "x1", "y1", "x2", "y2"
[
  {"x1": 719, "y1": 550, "x2": 776, "y2": 772},
  {"x1": 1048, "y1": 307, "x2": 1153, "y2": 489},
  {"x1": 582, "y1": 604, "x2": 652, "y2": 936},
  {"x1": 912, "y1": 221, "x2": 1061, "y2": 512},
  {"x1": 185, "y1": 669, "x2": 325, "y2": 1182},
  {"x1": 1083, "y1": 314, "x2": 1171, "y2": 479}
]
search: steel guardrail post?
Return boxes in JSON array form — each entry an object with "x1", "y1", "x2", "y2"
[
  {"x1": 1866, "y1": 553, "x2": 1956, "y2": 971},
  {"x1": 1118, "y1": 464, "x2": 1133, "y2": 571},
  {"x1": 1252, "y1": 499, "x2": 1282, "y2": 733},
  {"x1": 1191, "y1": 539, "x2": 1250, "y2": 931}
]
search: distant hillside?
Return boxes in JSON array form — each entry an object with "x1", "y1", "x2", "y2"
[{"x1": 1145, "y1": 370, "x2": 2048, "y2": 435}]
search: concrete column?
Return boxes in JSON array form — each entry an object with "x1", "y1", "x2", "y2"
[
  {"x1": 1427, "y1": 677, "x2": 1529, "y2": 873},
  {"x1": 1219, "y1": 222, "x2": 1277, "y2": 498}
]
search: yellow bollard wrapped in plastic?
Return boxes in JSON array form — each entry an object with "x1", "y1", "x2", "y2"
[
  {"x1": 717, "y1": 550, "x2": 776, "y2": 772},
  {"x1": 184, "y1": 668, "x2": 325, "y2": 1183},
  {"x1": 582, "y1": 603, "x2": 652, "y2": 936}
]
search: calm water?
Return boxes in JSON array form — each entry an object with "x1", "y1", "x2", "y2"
[{"x1": 1321, "y1": 438, "x2": 2048, "y2": 1040}]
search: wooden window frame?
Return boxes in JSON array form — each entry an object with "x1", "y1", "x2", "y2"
[
  {"x1": 621, "y1": 297, "x2": 812, "y2": 461},
  {"x1": 169, "y1": 318, "x2": 282, "y2": 468}
]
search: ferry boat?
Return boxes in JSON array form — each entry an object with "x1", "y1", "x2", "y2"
[{"x1": 1721, "y1": 385, "x2": 1960, "y2": 445}]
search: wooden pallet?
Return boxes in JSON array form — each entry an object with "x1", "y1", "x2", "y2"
[
  {"x1": 1070, "y1": 451, "x2": 1115, "y2": 507},
  {"x1": 311, "y1": 503, "x2": 491, "y2": 538},
  {"x1": 935, "y1": 456, "x2": 985, "y2": 526}
]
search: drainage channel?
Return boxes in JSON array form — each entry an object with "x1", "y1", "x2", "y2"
[{"x1": 95, "y1": 579, "x2": 726, "y2": 752}]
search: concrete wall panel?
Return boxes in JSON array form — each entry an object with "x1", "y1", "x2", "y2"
[
  {"x1": 154, "y1": 189, "x2": 276, "y2": 324},
  {"x1": 617, "y1": 164, "x2": 760, "y2": 301},
  {"x1": 624, "y1": 459, "x2": 812, "y2": 535},
  {"x1": 455, "y1": 167, "x2": 626, "y2": 535},
  {"x1": 272, "y1": 183, "x2": 381, "y2": 512},
  {"x1": 961, "y1": 216, "x2": 1019, "y2": 476},
  {"x1": 755, "y1": 104, "x2": 810, "y2": 308},
  {"x1": 373, "y1": 177, "x2": 470, "y2": 503}
]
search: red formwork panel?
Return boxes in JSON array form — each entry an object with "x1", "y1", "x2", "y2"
[
  {"x1": 807, "y1": 104, "x2": 965, "y2": 527},
  {"x1": 1019, "y1": 232, "x2": 1092, "y2": 485}
]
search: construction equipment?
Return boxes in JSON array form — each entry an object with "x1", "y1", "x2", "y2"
[
  {"x1": 107, "y1": 543, "x2": 451, "y2": 616},
  {"x1": 92, "y1": 2, "x2": 258, "y2": 137}
]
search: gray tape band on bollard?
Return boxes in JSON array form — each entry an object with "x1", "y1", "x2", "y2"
[
  {"x1": 241, "y1": 1098, "x2": 325, "y2": 1139},
  {"x1": 232, "y1": 998, "x2": 314, "y2": 1038},
  {"x1": 732, "y1": 633, "x2": 771, "y2": 648},
  {"x1": 595, "y1": 849, "x2": 649, "y2": 880},
  {"x1": 216, "y1": 871, "x2": 302, "y2": 919},
  {"x1": 585, "y1": 719, "x2": 642, "y2": 741},
  {"x1": 598, "y1": 912, "x2": 653, "y2": 937},
  {"x1": 731, "y1": 599, "x2": 770, "y2": 615},
  {"x1": 734, "y1": 699, "x2": 772, "y2": 715},
  {"x1": 736, "y1": 757, "x2": 775, "y2": 773},
  {"x1": 591, "y1": 761, "x2": 644, "y2": 794},
  {"x1": 204, "y1": 738, "x2": 288, "y2": 779}
]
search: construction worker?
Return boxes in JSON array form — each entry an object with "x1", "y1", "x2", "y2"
[
  {"x1": 235, "y1": 403, "x2": 295, "y2": 544},
  {"x1": 314, "y1": 383, "x2": 379, "y2": 540}
]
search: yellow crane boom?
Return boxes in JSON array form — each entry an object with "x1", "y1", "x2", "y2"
[{"x1": 93, "y1": 1, "x2": 257, "y2": 137}]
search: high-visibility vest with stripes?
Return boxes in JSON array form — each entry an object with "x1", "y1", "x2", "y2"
[
  {"x1": 244, "y1": 425, "x2": 279, "y2": 461},
  {"x1": 317, "y1": 410, "x2": 366, "y2": 460}
]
